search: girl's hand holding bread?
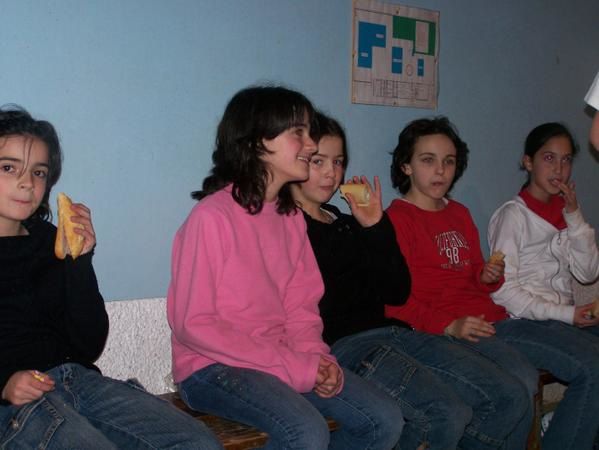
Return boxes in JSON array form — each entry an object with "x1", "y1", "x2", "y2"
[{"x1": 54, "y1": 193, "x2": 96, "y2": 259}]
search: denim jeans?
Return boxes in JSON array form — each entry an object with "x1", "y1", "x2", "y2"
[
  {"x1": 580, "y1": 323, "x2": 599, "y2": 345},
  {"x1": 456, "y1": 319, "x2": 599, "y2": 450},
  {"x1": 180, "y1": 363, "x2": 404, "y2": 450},
  {"x1": 0, "y1": 363, "x2": 222, "y2": 450},
  {"x1": 333, "y1": 326, "x2": 531, "y2": 450}
]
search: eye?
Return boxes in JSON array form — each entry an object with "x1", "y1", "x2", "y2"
[
  {"x1": 294, "y1": 127, "x2": 305, "y2": 137},
  {"x1": 444, "y1": 158, "x2": 456, "y2": 166},
  {"x1": 543, "y1": 154, "x2": 554, "y2": 162},
  {"x1": 561, "y1": 155, "x2": 573, "y2": 164},
  {"x1": 33, "y1": 169, "x2": 48, "y2": 179},
  {"x1": 333, "y1": 159, "x2": 344, "y2": 166},
  {"x1": 421, "y1": 157, "x2": 434, "y2": 164},
  {"x1": 1, "y1": 164, "x2": 15, "y2": 173},
  {"x1": 311, "y1": 158, "x2": 323, "y2": 166}
]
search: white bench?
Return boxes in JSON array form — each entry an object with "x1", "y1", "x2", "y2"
[{"x1": 96, "y1": 297, "x2": 174, "y2": 394}]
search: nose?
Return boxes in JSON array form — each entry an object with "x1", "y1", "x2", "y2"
[
  {"x1": 17, "y1": 171, "x2": 34, "y2": 189},
  {"x1": 435, "y1": 161, "x2": 445, "y2": 174},
  {"x1": 322, "y1": 160, "x2": 335, "y2": 178},
  {"x1": 304, "y1": 134, "x2": 317, "y2": 153}
]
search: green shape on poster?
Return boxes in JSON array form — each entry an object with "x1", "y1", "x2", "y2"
[{"x1": 393, "y1": 16, "x2": 436, "y2": 56}]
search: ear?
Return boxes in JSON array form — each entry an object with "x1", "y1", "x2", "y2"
[
  {"x1": 401, "y1": 163, "x2": 413, "y2": 176},
  {"x1": 522, "y1": 155, "x2": 533, "y2": 172}
]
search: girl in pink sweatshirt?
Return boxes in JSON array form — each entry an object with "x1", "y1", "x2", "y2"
[{"x1": 166, "y1": 86, "x2": 403, "y2": 450}]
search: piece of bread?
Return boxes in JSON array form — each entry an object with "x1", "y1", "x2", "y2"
[
  {"x1": 489, "y1": 251, "x2": 505, "y2": 264},
  {"x1": 54, "y1": 193, "x2": 84, "y2": 260},
  {"x1": 590, "y1": 298, "x2": 599, "y2": 318},
  {"x1": 339, "y1": 184, "x2": 370, "y2": 206}
]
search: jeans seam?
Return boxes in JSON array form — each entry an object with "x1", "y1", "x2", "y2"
[
  {"x1": 85, "y1": 416, "x2": 160, "y2": 449},
  {"x1": 1, "y1": 398, "x2": 64, "y2": 450},
  {"x1": 329, "y1": 392, "x2": 380, "y2": 450},
  {"x1": 60, "y1": 364, "x2": 80, "y2": 411},
  {"x1": 498, "y1": 334, "x2": 595, "y2": 450},
  {"x1": 78, "y1": 378, "x2": 161, "y2": 450},
  {"x1": 58, "y1": 365, "x2": 159, "y2": 450},
  {"x1": 359, "y1": 344, "x2": 418, "y2": 409},
  {"x1": 183, "y1": 371, "x2": 323, "y2": 448},
  {"x1": 421, "y1": 356, "x2": 503, "y2": 447},
  {"x1": 337, "y1": 332, "x2": 430, "y2": 448}
]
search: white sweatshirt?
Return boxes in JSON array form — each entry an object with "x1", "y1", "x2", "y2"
[
  {"x1": 488, "y1": 195, "x2": 599, "y2": 324},
  {"x1": 586, "y1": 70, "x2": 599, "y2": 109}
]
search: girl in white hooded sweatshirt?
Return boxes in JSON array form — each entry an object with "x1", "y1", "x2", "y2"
[
  {"x1": 488, "y1": 122, "x2": 599, "y2": 327},
  {"x1": 488, "y1": 122, "x2": 599, "y2": 449}
]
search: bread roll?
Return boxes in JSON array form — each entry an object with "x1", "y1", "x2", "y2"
[
  {"x1": 54, "y1": 193, "x2": 84, "y2": 260},
  {"x1": 489, "y1": 251, "x2": 505, "y2": 264},
  {"x1": 339, "y1": 184, "x2": 370, "y2": 206},
  {"x1": 590, "y1": 298, "x2": 599, "y2": 318}
]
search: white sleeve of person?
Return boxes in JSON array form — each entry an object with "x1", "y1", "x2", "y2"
[{"x1": 585, "y1": 70, "x2": 599, "y2": 110}]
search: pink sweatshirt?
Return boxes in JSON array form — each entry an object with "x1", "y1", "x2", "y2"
[{"x1": 167, "y1": 187, "x2": 332, "y2": 393}]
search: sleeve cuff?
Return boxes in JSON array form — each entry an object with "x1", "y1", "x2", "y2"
[
  {"x1": 563, "y1": 207, "x2": 585, "y2": 230},
  {"x1": 551, "y1": 304, "x2": 576, "y2": 325}
]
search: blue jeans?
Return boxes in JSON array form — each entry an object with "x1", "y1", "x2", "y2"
[
  {"x1": 579, "y1": 323, "x2": 599, "y2": 345},
  {"x1": 180, "y1": 363, "x2": 404, "y2": 450},
  {"x1": 457, "y1": 319, "x2": 599, "y2": 450},
  {"x1": 333, "y1": 326, "x2": 531, "y2": 450},
  {"x1": 0, "y1": 363, "x2": 222, "y2": 450}
]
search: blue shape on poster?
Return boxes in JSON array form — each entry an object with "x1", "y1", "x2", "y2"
[
  {"x1": 418, "y1": 58, "x2": 424, "y2": 76},
  {"x1": 392, "y1": 46, "x2": 403, "y2": 74},
  {"x1": 358, "y1": 22, "x2": 386, "y2": 68}
]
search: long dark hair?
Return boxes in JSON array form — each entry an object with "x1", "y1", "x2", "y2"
[
  {"x1": 192, "y1": 85, "x2": 315, "y2": 214},
  {"x1": 521, "y1": 122, "x2": 578, "y2": 188},
  {"x1": 0, "y1": 105, "x2": 62, "y2": 222},
  {"x1": 390, "y1": 116, "x2": 469, "y2": 195}
]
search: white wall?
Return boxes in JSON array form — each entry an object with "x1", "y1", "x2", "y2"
[{"x1": 1, "y1": 0, "x2": 597, "y2": 301}]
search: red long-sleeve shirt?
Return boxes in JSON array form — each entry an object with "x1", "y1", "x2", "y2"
[{"x1": 385, "y1": 198, "x2": 507, "y2": 335}]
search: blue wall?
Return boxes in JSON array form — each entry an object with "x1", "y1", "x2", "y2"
[{"x1": 2, "y1": 0, "x2": 598, "y2": 300}]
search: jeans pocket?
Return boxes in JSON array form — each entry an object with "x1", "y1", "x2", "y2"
[
  {"x1": 354, "y1": 344, "x2": 393, "y2": 379},
  {"x1": 354, "y1": 344, "x2": 417, "y2": 398},
  {"x1": 0, "y1": 398, "x2": 64, "y2": 450}
]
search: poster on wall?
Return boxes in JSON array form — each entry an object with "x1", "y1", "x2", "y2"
[{"x1": 352, "y1": 0, "x2": 439, "y2": 109}]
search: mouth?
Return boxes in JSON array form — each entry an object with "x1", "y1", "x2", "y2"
[
  {"x1": 549, "y1": 178, "x2": 562, "y2": 187},
  {"x1": 297, "y1": 155, "x2": 311, "y2": 163}
]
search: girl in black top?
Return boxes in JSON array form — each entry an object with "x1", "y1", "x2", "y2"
[{"x1": 0, "y1": 106, "x2": 220, "y2": 449}]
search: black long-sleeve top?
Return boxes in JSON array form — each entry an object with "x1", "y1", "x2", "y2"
[
  {"x1": 0, "y1": 219, "x2": 108, "y2": 405},
  {"x1": 303, "y1": 204, "x2": 411, "y2": 345}
]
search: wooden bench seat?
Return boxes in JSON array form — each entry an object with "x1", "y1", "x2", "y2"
[
  {"x1": 159, "y1": 392, "x2": 339, "y2": 450},
  {"x1": 526, "y1": 370, "x2": 565, "y2": 450},
  {"x1": 162, "y1": 370, "x2": 563, "y2": 450}
]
